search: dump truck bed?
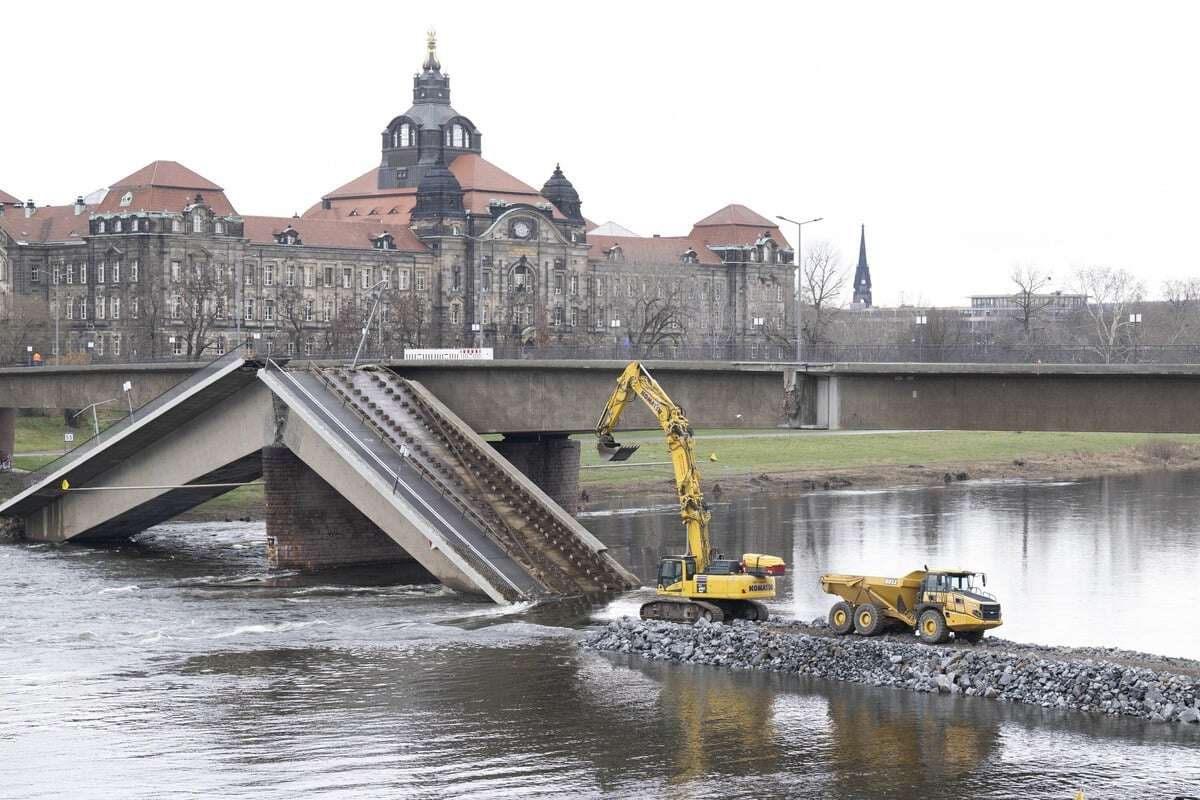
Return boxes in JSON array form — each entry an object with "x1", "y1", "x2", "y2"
[{"x1": 820, "y1": 570, "x2": 926, "y2": 622}]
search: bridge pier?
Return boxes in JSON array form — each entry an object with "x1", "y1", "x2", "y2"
[
  {"x1": 490, "y1": 434, "x2": 581, "y2": 513},
  {"x1": 262, "y1": 446, "x2": 433, "y2": 578},
  {"x1": 0, "y1": 408, "x2": 13, "y2": 462}
]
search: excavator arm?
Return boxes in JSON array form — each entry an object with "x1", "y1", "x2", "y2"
[{"x1": 595, "y1": 362, "x2": 714, "y2": 572}]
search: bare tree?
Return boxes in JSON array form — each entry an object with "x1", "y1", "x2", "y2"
[
  {"x1": 173, "y1": 259, "x2": 225, "y2": 359},
  {"x1": 0, "y1": 294, "x2": 52, "y2": 364},
  {"x1": 800, "y1": 241, "x2": 846, "y2": 349},
  {"x1": 622, "y1": 286, "x2": 689, "y2": 355},
  {"x1": 1010, "y1": 264, "x2": 1054, "y2": 334},
  {"x1": 1073, "y1": 266, "x2": 1144, "y2": 363},
  {"x1": 1161, "y1": 278, "x2": 1200, "y2": 346},
  {"x1": 276, "y1": 286, "x2": 310, "y2": 355}
]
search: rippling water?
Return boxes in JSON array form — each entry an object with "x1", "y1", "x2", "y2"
[{"x1": 2, "y1": 473, "x2": 1199, "y2": 798}]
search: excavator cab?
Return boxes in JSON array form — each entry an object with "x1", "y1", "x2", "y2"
[{"x1": 656, "y1": 556, "x2": 695, "y2": 590}]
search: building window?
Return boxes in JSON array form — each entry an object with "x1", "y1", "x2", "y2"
[
  {"x1": 285, "y1": 264, "x2": 296, "y2": 287},
  {"x1": 553, "y1": 306, "x2": 563, "y2": 326},
  {"x1": 79, "y1": 297, "x2": 87, "y2": 319},
  {"x1": 323, "y1": 301, "x2": 332, "y2": 322},
  {"x1": 97, "y1": 296, "x2": 106, "y2": 319},
  {"x1": 482, "y1": 304, "x2": 490, "y2": 325},
  {"x1": 114, "y1": 219, "x2": 122, "y2": 233},
  {"x1": 450, "y1": 304, "x2": 460, "y2": 325},
  {"x1": 415, "y1": 270, "x2": 427, "y2": 291},
  {"x1": 216, "y1": 336, "x2": 226, "y2": 356},
  {"x1": 512, "y1": 264, "x2": 528, "y2": 292},
  {"x1": 361, "y1": 267, "x2": 372, "y2": 289},
  {"x1": 173, "y1": 338, "x2": 184, "y2": 356},
  {"x1": 192, "y1": 212, "x2": 203, "y2": 233},
  {"x1": 399, "y1": 268, "x2": 410, "y2": 290},
  {"x1": 112, "y1": 260, "x2": 120, "y2": 284},
  {"x1": 111, "y1": 297, "x2": 120, "y2": 319},
  {"x1": 570, "y1": 307, "x2": 578, "y2": 327},
  {"x1": 112, "y1": 334, "x2": 121, "y2": 357},
  {"x1": 216, "y1": 296, "x2": 225, "y2": 319},
  {"x1": 481, "y1": 269, "x2": 492, "y2": 292},
  {"x1": 244, "y1": 300, "x2": 255, "y2": 320},
  {"x1": 304, "y1": 338, "x2": 315, "y2": 356},
  {"x1": 245, "y1": 265, "x2": 256, "y2": 287},
  {"x1": 304, "y1": 265, "x2": 314, "y2": 288},
  {"x1": 323, "y1": 265, "x2": 334, "y2": 287},
  {"x1": 264, "y1": 300, "x2": 275, "y2": 322},
  {"x1": 342, "y1": 267, "x2": 352, "y2": 289},
  {"x1": 172, "y1": 295, "x2": 182, "y2": 319},
  {"x1": 97, "y1": 220, "x2": 106, "y2": 234},
  {"x1": 129, "y1": 219, "x2": 138, "y2": 233},
  {"x1": 30, "y1": 265, "x2": 40, "y2": 283},
  {"x1": 261, "y1": 264, "x2": 273, "y2": 287},
  {"x1": 171, "y1": 261, "x2": 181, "y2": 282},
  {"x1": 570, "y1": 275, "x2": 579, "y2": 295},
  {"x1": 96, "y1": 335, "x2": 105, "y2": 356},
  {"x1": 131, "y1": 297, "x2": 139, "y2": 318},
  {"x1": 382, "y1": 268, "x2": 391, "y2": 290},
  {"x1": 171, "y1": 218, "x2": 182, "y2": 233},
  {"x1": 66, "y1": 300, "x2": 74, "y2": 320},
  {"x1": 52, "y1": 264, "x2": 60, "y2": 285},
  {"x1": 304, "y1": 300, "x2": 313, "y2": 322},
  {"x1": 119, "y1": 191, "x2": 133, "y2": 207},
  {"x1": 67, "y1": 264, "x2": 74, "y2": 284},
  {"x1": 97, "y1": 262, "x2": 105, "y2": 283},
  {"x1": 130, "y1": 259, "x2": 139, "y2": 283}
]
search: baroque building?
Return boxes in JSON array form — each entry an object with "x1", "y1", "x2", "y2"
[{"x1": 0, "y1": 34, "x2": 794, "y2": 362}]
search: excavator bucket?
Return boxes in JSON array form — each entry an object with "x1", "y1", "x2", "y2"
[{"x1": 597, "y1": 435, "x2": 640, "y2": 462}]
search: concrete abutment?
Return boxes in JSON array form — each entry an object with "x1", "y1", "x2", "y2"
[
  {"x1": 0, "y1": 408, "x2": 14, "y2": 462},
  {"x1": 262, "y1": 446, "x2": 433, "y2": 578}
]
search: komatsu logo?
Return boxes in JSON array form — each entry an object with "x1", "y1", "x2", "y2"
[{"x1": 748, "y1": 583, "x2": 771, "y2": 593}]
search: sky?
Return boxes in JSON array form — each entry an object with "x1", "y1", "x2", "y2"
[{"x1": 3, "y1": 1, "x2": 1198, "y2": 306}]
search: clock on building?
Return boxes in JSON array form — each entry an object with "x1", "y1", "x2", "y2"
[{"x1": 512, "y1": 220, "x2": 531, "y2": 239}]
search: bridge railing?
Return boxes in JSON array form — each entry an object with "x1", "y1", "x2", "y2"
[{"x1": 21, "y1": 344, "x2": 257, "y2": 487}]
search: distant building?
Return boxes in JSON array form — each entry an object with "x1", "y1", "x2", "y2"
[
  {"x1": 0, "y1": 34, "x2": 795, "y2": 361},
  {"x1": 968, "y1": 292, "x2": 1087, "y2": 315}
]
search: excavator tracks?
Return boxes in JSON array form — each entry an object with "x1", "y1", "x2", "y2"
[{"x1": 639, "y1": 598, "x2": 769, "y2": 624}]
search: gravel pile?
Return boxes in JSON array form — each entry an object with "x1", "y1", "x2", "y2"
[{"x1": 584, "y1": 617, "x2": 1200, "y2": 725}]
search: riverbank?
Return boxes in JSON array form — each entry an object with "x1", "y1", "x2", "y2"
[
  {"x1": 577, "y1": 430, "x2": 1200, "y2": 506},
  {"x1": 584, "y1": 617, "x2": 1200, "y2": 726}
]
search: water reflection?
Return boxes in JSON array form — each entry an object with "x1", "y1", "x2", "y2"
[{"x1": 584, "y1": 472, "x2": 1200, "y2": 657}]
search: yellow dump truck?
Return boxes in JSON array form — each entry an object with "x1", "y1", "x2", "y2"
[{"x1": 820, "y1": 568, "x2": 1002, "y2": 644}]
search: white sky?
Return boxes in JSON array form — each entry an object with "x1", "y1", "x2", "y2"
[{"x1": 4, "y1": 1, "x2": 1198, "y2": 306}]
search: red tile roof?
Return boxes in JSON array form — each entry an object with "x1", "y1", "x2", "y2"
[
  {"x1": 311, "y1": 154, "x2": 563, "y2": 220},
  {"x1": 0, "y1": 188, "x2": 20, "y2": 205},
  {"x1": 110, "y1": 160, "x2": 223, "y2": 192},
  {"x1": 0, "y1": 204, "x2": 94, "y2": 244},
  {"x1": 94, "y1": 187, "x2": 237, "y2": 215},
  {"x1": 693, "y1": 203, "x2": 775, "y2": 228},
  {"x1": 587, "y1": 234, "x2": 722, "y2": 265},
  {"x1": 241, "y1": 215, "x2": 427, "y2": 252},
  {"x1": 94, "y1": 160, "x2": 236, "y2": 215},
  {"x1": 690, "y1": 203, "x2": 792, "y2": 249}
]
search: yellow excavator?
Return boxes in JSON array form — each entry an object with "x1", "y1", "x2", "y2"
[{"x1": 596, "y1": 361, "x2": 786, "y2": 623}]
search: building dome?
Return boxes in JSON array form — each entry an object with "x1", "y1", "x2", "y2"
[
  {"x1": 411, "y1": 159, "x2": 465, "y2": 218},
  {"x1": 540, "y1": 164, "x2": 583, "y2": 221}
]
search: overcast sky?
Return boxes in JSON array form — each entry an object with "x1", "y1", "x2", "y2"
[{"x1": 5, "y1": 2, "x2": 1198, "y2": 305}]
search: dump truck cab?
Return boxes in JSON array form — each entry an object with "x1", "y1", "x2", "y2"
[{"x1": 916, "y1": 569, "x2": 1003, "y2": 643}]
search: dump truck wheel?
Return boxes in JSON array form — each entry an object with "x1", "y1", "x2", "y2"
[
  {"x1": 828, "y1": 601, "x2": 853, "y2": 634},
  {"x1": 918, "y1": 609, "x2": 948, "y2": 644},
  {"x1": 853, "y1": 604, "x2": 884, "y2": 636}
]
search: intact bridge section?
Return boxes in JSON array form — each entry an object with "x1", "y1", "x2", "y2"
[{"x1": 0, "y1": 354, "x2": 637, "y2": 604}]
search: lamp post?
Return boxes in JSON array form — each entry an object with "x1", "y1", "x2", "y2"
[
  {"x1": 352, "y1": 278, "x2": 389, "y2": 369},
  {"x1": 776, "y1": 215, "x2": 823, "y2": 363}
]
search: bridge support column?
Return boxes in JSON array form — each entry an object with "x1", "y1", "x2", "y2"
[
  {"x1": 490, "y1": 434, "x2": 581, "y2": 513},
  {"x1": 262, "y1": 446, "x2": 432, "y2": 578},
  {"x1": 0, "y1": 408, "x2": 13, "y2": 462}
]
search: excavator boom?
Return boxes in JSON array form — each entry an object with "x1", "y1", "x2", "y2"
[{"x1": 595, "y1": 362, "x2": 713, "y2": 571}]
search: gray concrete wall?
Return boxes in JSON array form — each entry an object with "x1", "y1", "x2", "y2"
[
  {"x1": 390, "y1": 361, "x2": 788, "y2": 433},
  {"x1": 0, "y1": 364, "x2": 199, "y2": 410},
  {"x1": 832, "y1": 372, "x2": 1200, "y2": 433}
]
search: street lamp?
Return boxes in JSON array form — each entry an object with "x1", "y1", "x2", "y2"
[
  {"x1": 776, "y1": 215, "x2": 823, "y2": 363},
  {"x1": 352, "y1": 278, "x2": 389, "y2": 369}
]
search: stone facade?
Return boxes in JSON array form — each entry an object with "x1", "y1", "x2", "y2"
[{"x1": 0, "y1": 36, "x2": 794, "y2": 364}]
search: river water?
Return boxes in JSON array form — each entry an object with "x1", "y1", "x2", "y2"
[{"x1": 2, "y1": 472, "x2": 1199, "y2": 798}]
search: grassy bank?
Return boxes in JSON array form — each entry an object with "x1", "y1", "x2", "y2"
[{"x1": 576, "y1": 429, "x2": 1200, "y2": 491}]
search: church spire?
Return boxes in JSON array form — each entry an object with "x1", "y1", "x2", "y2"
[
  {"x1": 413, "y1": 30, "x2": 450, "y2": 104},
  {"x1": 852, "y1": 224, "x2": 873, "y2": 307}
]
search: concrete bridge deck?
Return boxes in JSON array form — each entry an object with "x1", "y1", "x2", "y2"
[{"x1": 0, "y1": 354, "x2": 637, "y2": 604}]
